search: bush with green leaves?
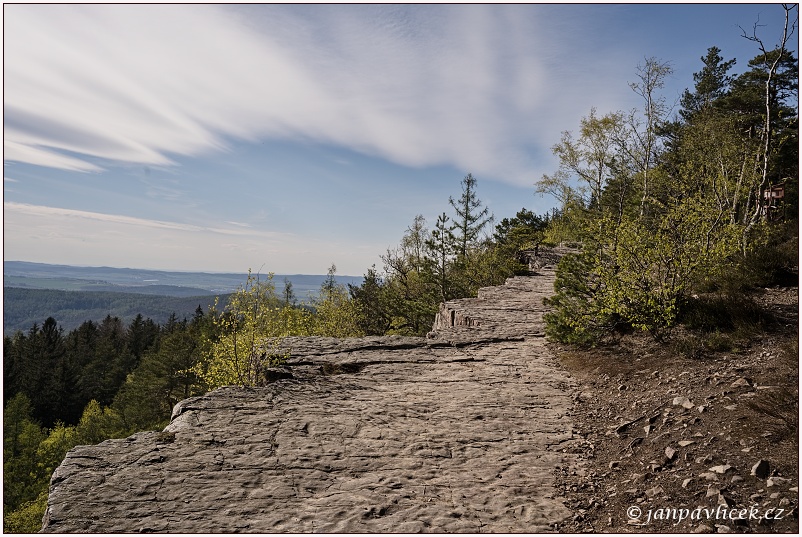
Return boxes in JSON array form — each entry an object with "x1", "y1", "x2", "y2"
[{"x1": 190, "y1": 271, "x2": 290, "y2": 389}]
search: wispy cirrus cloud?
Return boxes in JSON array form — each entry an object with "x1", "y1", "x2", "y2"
[
  {"x1": 4, "y1": 202, "x2": 277, "y2": 236},
  {"x1": 3, "y1": 4, "x2": 636, "y2": 187},
  {"x1": 2, "y1": 202, "x2": 379, "y2": 273}
]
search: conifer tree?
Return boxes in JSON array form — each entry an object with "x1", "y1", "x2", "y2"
[{"x1": 449, "y1": 173, "x2": 493, "y2": 258}]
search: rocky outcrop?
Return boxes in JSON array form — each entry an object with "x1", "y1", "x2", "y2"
[{"x1": 41, "y1": 255, "x2": 579, "y2": 533}]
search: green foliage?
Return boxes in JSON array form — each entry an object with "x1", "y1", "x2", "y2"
[
  {"x1": 545, "y1": 251, "x2": 616, "y2": 346},
  {"x1": 349, "y1": 266, "x2": 391, "y2": 336},
  {"x1": 2, "y1": 287, "x2": 219, "y2": 334},
  {"x1": 310, "y1": 265, "x2": 363, "y2": 338},
  {"x1": 3, "y1": 393, "x2": 132, "y2": 533},
  {"x1": 113, "y1": 314, "x2": 208, "y2": 431},
  {"x1": 370, "y1": 176, "x2": 539, "y2": 336},
  {"x1": 735, "y1": 220, "x2": 799, "y2": 288},
  {"x1": 540, "y1": 36, "x2": 797, "y2": 344},
  {"x1": 449, "y1": 173, "x2": 494, "y2": 258},
  {"x1": 3, "y1": 394, "x2": 48, "y2": 514},
  {"x1": 424, "y1": 212, "x2": 457, "y2": 302},
  {"x1": 282, "y1": 278, "x2": 296, "y2": 307},
  {"x1": 493, "y1": 208, "x2": 550, "y2": 275},
  {"x1": 3, "y1": 491, "x2": 48, "y2": 534},
  {"x1": 73, "y1": 400, "x2": 126, "y2": 445},
  {"x1": 190, "y1": 271, "x2": 288, "y2": 389}
]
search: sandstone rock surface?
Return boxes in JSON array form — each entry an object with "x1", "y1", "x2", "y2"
[{"x1": 42, "y1": 261, "x2": 578, "y2": 533}]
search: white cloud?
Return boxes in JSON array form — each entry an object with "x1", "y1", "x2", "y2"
[{"x1": 4, "y1": 4, "x2": 640, "y2": 188}]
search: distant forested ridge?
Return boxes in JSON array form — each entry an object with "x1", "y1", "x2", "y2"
[
  {"x1": 4, "y1": 261, "x2": 362, "y2": 296},
  {"x1": 3, "y1": 262, "x2": 362, "y2": 333},
  {"x1": 3, "y1": 288, "x2": 221, "y2": 333}
]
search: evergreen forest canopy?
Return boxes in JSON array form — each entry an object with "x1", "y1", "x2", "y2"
[{"x1": 3, "y1": 8, "x2": 798, "y2": 532}]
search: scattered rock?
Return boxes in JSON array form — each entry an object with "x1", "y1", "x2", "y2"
[
  {"x1": 664, "y1": 446, "x2": 677, "y2": 461},
  {"x1": 730, "y1": 377, "x2": 753, "y2": 389},
  {"x1": 767, "y1": 476, "x2": 792, "y2": 488},
  {"x1": 516, "y1": 271, "x2": 797, "y2": 534},
  {"x1": 673, "y1": 396, "x2": 695, "y2": 410},
  {"x1": 718, "y1": 493, "x2": 735, "y2": 507},
  {"x1": 751, "y1": 460, "x2": 771, "y2": 479},
  {"x1": 646, "y1": 485, "x2": 665, "y2": 498},
  {"x1": 709, "y1": 464, "x2": 733, "y2": 474}
]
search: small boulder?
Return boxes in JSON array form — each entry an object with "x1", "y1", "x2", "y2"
[
  {"x1": 767, "y1": 476, "x2": 792, "y2": 488},
  {"x1": 751, "y1": 460, "x2": 771, "y2": 479},
  {"x1": 730, "y1": 377, "x2": 753, "y2": 388},
  {"x1": 673, "y1": 396, "x2": 695, "y2": 409},
  {"x1": 709, "y1": 464, "x2": 733, "y2": 474},
  {"x1": 718, "y1": 493, "x2": 735, "y2": 507},
  {"x1": 646, "y1": 485, "x2": 665, "y2": 498}
]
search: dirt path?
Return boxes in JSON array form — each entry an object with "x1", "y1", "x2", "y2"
[{"x1": 42, "y1": 268, "x2": 580, "y2": 532}]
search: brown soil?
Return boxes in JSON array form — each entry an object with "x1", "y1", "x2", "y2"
[{"x1": 554, "y1": 286, "x2": 799, "y2": 533}]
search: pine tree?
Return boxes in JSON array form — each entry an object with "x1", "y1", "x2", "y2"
[
  {"x1": 449, "y1": 173, "x2": 493, "y2": 258},
  {"x1": 425, "y1": 212, "x2": 456, "y2": 302},
  {"x1": 679, "y1": 46, "x2": 736, "y2": 121}
]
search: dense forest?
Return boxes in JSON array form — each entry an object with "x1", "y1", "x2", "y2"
[
  {"x1": 2, "y1": 287, "x2": 220, "y2": 333},
  {"x1": 4, "y1": 9, "x2": 798, "y2": 533}
]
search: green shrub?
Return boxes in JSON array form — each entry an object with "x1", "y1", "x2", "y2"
[
  {"x1": 3, "y1": 491, "x2": 47, "y2": 533},
  {"x1": 544, "y1": 251, "x2": 621, "y2": 346}
]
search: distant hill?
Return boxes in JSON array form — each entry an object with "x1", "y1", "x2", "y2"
[
  {"x1": 3, "y1": 261, "x2": 364, "y2": 334},
  {"x1": 4, "y1": 261, "x2": 363, "y2": 297},
  {"x1": 3, "y1": 287, "x2": 222, "y2": 334}
]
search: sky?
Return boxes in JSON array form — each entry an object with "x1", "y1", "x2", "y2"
[{"x1": 3, "y1": 3, "x2": 797, "y2": 275}]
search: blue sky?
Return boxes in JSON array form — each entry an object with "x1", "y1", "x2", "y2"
[{"x1": 3, "y1": 3, "x2": 797, "y2": 275}]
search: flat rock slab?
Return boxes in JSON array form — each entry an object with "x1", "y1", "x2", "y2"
[{"x1": 42, "y1": 268, "x2": 578, "y2": 533}]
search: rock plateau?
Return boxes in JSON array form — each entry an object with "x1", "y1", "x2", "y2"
[{"x1": 42, "y1": 257, "x2": 580, "y2": 533}]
